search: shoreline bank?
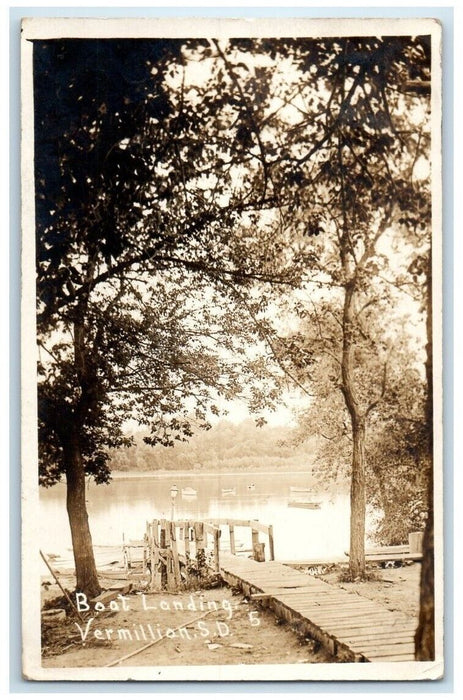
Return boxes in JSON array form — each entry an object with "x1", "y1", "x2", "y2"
[{"x1": 109, "y1": 468, "x2": 320, "y2": 480}]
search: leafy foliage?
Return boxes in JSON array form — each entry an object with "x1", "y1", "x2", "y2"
[
  {"x1": 35, "y1": 39, "x2": 300, "y2": 487},
  {"x1": 291, "y1": 322, "x2": 430, "y2": 545}
]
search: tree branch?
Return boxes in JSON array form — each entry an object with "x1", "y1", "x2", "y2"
[
  {"x1": 366, "y1": 353, "x2": 390, "y2": 416},
  {"x1": 213, "y1": 40, "x2": 272, "y2": 202}
]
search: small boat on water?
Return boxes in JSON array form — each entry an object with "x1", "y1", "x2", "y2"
[
  {"x1": 182, "y1": 487, "x2": 197, "y2": 497},
  {"x1": 288, "y1": 500, "x2": 321, "y2": 509},
  {"x1": 221, "y1": 487, "x2": 236, "y2": 496},
  {"x1": 290, "y1": 486, "x2": 313, "y2": 494}
]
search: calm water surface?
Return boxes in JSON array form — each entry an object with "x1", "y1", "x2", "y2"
[{"x1": 40, "y1": 471, "x2": 378, "y2": 562}]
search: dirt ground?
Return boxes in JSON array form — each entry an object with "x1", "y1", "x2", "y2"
[
  {"x1": 41, "y1": 577, "x2": 332, "y2": 668},
  {"x1": 321, "y1": 562, "x2": 421, "y2": 619},
  {"x1": 41, "y1": 562, "x2": 421, "y2": 669}
]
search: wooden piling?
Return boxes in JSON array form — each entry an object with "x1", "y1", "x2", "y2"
[
  {"x1": 253, "y1": 542, "x2": 266, "y2": 562},
  {"x1": 408, "y1": 531, "x2": 424, "y2": 553},
  {"x1": 149, "y1": 520, "x2": 160, "y2": 591},
  {"x1": 184, "y1": 522, "x2": 191, "y2": 559},
  {"x1": 159, "y1": 520, "x2": 167, "y2": 590},
  {"x1": 164, "y1": 520, "x2": 175, "y2": 590},
  {"x1": 229, "y1": 524, "x2": 236, "y2": 555},
  {"x1": 194, "y1": 522, "x2": 206, "y2": 577},
  {"x1": 251, "y1": 526, "x2": 260, "y2": 560},
  {"x1": 213, "y1": 527, "x2": 220, "y2": 572},
  {"x1": 268, "y1": 524, "x2": 275, "y2": 561},
  {"x1": 169, "y1": 521, "x2": 182, "y2": 587}
]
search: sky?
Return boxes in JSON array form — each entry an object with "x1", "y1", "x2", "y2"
[{"x1": 212, "y1": 389, "x2": 309, "y2": 427}]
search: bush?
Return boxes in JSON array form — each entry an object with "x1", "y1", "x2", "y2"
[{"x1": 373, "y1": 494, "x2": 427, "y2": 546}]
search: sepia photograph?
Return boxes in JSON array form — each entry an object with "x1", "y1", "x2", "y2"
[{"x1": 21, "y1": 16, "x2": 443, "y2": 682}]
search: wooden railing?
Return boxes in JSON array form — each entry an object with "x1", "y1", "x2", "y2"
[
  {"x1": 205, "y1": 518, "x2": 275, "y2": 562},
  {"x1": 140, "y1": 517, "x2": 274, "y2": 592}
]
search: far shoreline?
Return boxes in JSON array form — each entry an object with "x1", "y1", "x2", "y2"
[{"x1": 109, "y1": 467, "x2": 314, "y2": 480}]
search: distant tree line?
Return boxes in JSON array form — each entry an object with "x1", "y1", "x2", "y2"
[{"x1": 108, "y1": 419, "x2": 319, "y2": 473}]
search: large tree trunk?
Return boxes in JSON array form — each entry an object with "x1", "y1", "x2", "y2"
[
  {"x1": 415, "y1": 252, "x2": 434, "y2": 660},
  {"x1": 64, "y1": 432, "x2": 101, "y2": 599},
  {"x1": 349, "y1": 417, "x2": 366, "y2": 578}
]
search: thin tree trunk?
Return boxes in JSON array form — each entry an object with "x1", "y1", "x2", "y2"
[
  {"x1": 65, "y1": 433, "x2": 101, "y2": 599},
  {"x1": 341, "y1": 282, "x2": 367, "y2": 579}
]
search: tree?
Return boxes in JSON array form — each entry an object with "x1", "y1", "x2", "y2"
[
  {"x1": 242, "y1": 35, "x2": 432, "y2": 653},
  {"x1": 293, "y1": 327, "x2": 429, "y2": 543},
  {"x1": 34, "y1": 39, "x2": 295, "y2": 597},
  {"x1": 254, "y1": 36, "x2": 432, "y2": 581}
]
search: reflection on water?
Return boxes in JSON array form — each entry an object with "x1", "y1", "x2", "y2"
[{"x1": 40, "y1": 472, "x2": 377, "y2": 562}]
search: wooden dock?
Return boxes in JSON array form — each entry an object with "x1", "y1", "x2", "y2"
[
  {"x1": 137, "y1": 517, "x2": 420, "y2": 662},
  {"x1": 219, "y1": 553, "x2": 418, "y2": 662}
]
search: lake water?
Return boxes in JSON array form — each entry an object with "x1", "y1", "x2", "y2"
[{"x1": 39, "y1": 471, "x2": 378, "y2": 564}]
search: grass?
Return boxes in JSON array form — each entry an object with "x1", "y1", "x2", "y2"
[{"x1": 337, "y1": 568, "x2": 382, "y2": 583}]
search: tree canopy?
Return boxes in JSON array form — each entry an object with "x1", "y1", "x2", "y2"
[{"x1": 35, "y1": 38, "x2": 298, "y2": 488}]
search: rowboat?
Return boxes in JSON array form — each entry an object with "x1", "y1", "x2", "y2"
[
  {"x1": 290, "y1": 486, "x2": 313, "y2": 494},
  {"x1": 288, "y1": 500, "x2": 321, "y2": 509},
  {"x1": 181, "y1": 487, "x2": 197, "y2": 497},
  {"x1": 221, "y1": 487, "x2": 236, "y2": 496}
]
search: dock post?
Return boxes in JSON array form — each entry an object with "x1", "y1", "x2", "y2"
[
  {"x1": 229, "y1": 523, "x2": 236, "y2": 555},
  {"x1": 150, "y1": 520, "x2": 160, "y2": 591},
  {"x1": 194, "y1": 522, "x2": 206, "y2": 578},
  {"x1": 251, "y1": 526, "x2": 264, "y2": 561},
  {"x1": 160, "y1": 519, "x2": 167, "y2": 590},
  {"x1": 254, "y1": 542, "x2": 266, "y2": 562},
  {"x1": 182, "y1": 521, "x2": 191, "y2": 586},
  {"x1": 184, "y1": 521, "x2": 191, "y2": 558},
  {"x1": 184, "y1": 521, "x2": 191, "y2": 557},
  {"x1": 409, "y1": 531, "x2": 424, "y2": 553},
  {"x1": 213, "y1": 527, "x2": 220, "y2": 573},
  {"x1": 170, "y1": 520, "x2": 181, "y2": 588},
  {"x1": 164, "y1": 520, "x2": 175, "y2": 590},
  {"x1": 268, "y1": 524, "x2": 275, "y2": 561}
]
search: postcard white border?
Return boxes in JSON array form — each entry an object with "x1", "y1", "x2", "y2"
[{"x1": 20, "y1": 15, "x2": 444, "y2": 683}]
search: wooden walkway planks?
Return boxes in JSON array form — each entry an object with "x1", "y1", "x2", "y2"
[{"x1": 219, "y1": 554, "x2": 418, "y2": 663}]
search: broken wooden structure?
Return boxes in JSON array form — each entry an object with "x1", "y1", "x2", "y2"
[
  {"x1": 125, "y1": 517, "x2": 275, "y2": 592},
  {"x1": 143, "y1": 519, "x2": 219, "y2": 591}
]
